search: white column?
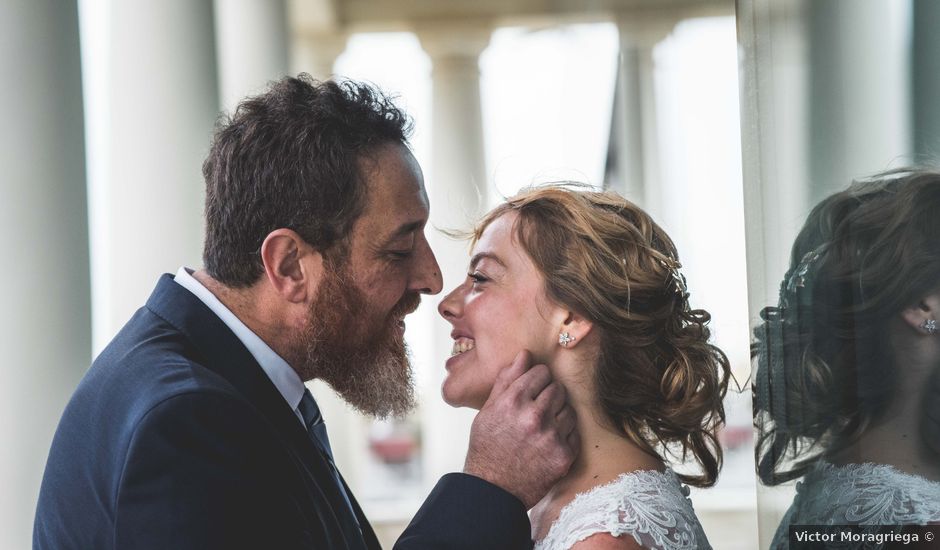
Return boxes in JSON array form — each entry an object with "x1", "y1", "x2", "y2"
[
  {"x1": 0, "y1": 1, "x2": 90, "y2": 547},
  {"x1": 417, "y1": 26, "x2": 491, "y2": 485},
  {"x1": 913, "y1": 0, "x2": 940, "y2": 159},
  {"x1": 737, "y1": 0, "x2": 812, "y2": 317},
  {"x1": 292, "y1": 31, "x2": 348, "y2": 80},
  {"x1": 807, "y1": 0, "x2": 911, "y2": 201},
  {"x1": 91, "y1": 0, "x2": 218, "y2": 350},
  {"x1": 736, "y1": 2, "x2": 814, "y2": 548},
  {"x1": 610, "y1": 21, "x2": 672, "y2": 215},
  {"x1": 214, "y1": 0, "x2": 289, "y2": 112}
]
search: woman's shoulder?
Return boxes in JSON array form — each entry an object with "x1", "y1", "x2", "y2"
[
  {"x1": 533, "y1": 469, "x2": 711, "y2": 550},
  {"x1": 788, "y1": 462, "x2": 940, "y2": 524},
  {"x1": 770, "y1": 462, "x2": 940, "y2": 549}
]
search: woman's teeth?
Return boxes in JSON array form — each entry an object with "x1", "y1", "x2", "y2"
[{"x1": 451, "y1": 337, "x2": 475, "y2": 357}]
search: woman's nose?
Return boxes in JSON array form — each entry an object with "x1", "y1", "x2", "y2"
[{"x1": 437, "y1": 284, "x2": 464, "y2": 320}]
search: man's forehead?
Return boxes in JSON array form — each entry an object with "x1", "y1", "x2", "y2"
[{"x1": 357, "y1": 144, "x2": 429, "y2": 234}]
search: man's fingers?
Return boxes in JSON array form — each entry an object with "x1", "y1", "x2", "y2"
[
  {"x1": 489, "y1": 350, "x2": 533, "y2": 399},
  {"x1": 565, "y1": 426, "x2": 581, "y2": 463},
  {"x1": 556, "y1": 404, "x2": 577, "y2": 436},
  {"x1": 534, "y1": 381, "x2": 567, "y2": 417},
  {"x1": 515, "y1": 364, "x2": 553, "y2": 401}
]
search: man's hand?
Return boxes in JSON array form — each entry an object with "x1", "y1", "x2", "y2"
[{"x1": 463, "y1": 350, "x2": 579, "y2": 509}]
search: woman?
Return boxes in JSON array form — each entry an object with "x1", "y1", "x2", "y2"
[
  {"x1": 438, "y1": 185, "x2": 731, "y2": 549},
  {"x1": 752, "y1": 169, "x2": 940, "y2": 547}
]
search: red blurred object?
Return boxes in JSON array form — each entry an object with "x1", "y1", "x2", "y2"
[
  {"x1": 718, "y1": 425, "x2": 753, "y2": 450},
  {"x1": 369, "y1": 435, "x2": 417, "y2": 464}
]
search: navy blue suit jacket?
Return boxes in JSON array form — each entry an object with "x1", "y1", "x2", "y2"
[{"x1": 34, "y1": 274, "x2": 532, "y2": 549}]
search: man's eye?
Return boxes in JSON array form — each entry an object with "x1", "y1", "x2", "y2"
[{"x1": 388, "y1": 250, "x2": 413, "y2": 260}]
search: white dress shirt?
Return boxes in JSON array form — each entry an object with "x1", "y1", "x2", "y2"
[{"x1": 174, "y1": 267, "x2": 307, "y2": 426}]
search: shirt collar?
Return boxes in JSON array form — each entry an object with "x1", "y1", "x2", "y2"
[{"x1": 173, "y1": 267, "x2": 307, "y2": 416}]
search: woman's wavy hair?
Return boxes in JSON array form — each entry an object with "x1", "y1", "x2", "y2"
[
  {"x1": 471, "y1": 185, "x2": 731, "y2": 487},
  {"x1": 753, "y1": 168, "x2": 940, "y2": 485}
]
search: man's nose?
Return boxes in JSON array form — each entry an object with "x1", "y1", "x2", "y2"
[{"x1": 411, "y1": 234, "x2": 443, "y2": 295}]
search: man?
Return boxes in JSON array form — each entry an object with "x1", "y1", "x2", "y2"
[{"x1": 33, "y1": 76, "x2": 578, "y2": 549}]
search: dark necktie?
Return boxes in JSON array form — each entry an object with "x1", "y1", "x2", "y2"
[{"x1": 298, "y1": 388, "x2": 366, "y2": 550}]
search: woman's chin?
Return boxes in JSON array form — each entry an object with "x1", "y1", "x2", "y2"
[{"x1": 440, "y1": 381, "x2": 485, "y2": 410}]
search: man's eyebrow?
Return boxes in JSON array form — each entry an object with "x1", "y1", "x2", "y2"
[
  {"x1": 469, "y1": 252, "x2": 506, "y2": 270},
  {"x1": 381, "y1": 220, "x2": 425, "y2": 246}
]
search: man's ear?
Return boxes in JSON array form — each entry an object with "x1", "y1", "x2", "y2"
[
  {"x1": 260, "y1": 229, "x2": 324, "y2": 304},
  {"x1": 901, "y1": 293, "x2": 940, "y2": 335},
  {"x1": 558, "y1": 311, "x2": 594, "y2": 349}
]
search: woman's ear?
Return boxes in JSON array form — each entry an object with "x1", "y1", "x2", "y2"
[
  {"x1": 557, "y1": 311, "x2": 594, "y2": 349},
  {"x1": 901, "y1": 293, "x2": 940, "y2": 336}
]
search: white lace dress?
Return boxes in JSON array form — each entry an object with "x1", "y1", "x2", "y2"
[
  {"x1": 770, "y1": 462, "x2": 940, "y2": 549},
  {"x1": 533, "y1": 469, "x2": 711, "y2": 550}
]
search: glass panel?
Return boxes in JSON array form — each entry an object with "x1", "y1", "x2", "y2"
[{"x1": 738, "y1": 0, "x2": 940, "y2": 547}]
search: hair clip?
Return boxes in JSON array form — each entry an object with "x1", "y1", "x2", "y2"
[{"x1": 658, "y1": 258, "x2": 687, "y2": 297}]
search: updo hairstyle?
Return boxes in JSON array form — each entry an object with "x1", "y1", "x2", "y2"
[
  {"x1": 753, "y1": 169, "x2": 940, "y2": 484},
  {"x1": 472, "y1": 185, "x2": 731, "y2": 487}
]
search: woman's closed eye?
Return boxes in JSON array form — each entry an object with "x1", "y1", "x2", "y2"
[{"x1": 468, "y1": 271, "x2": 489, "y2": 286}]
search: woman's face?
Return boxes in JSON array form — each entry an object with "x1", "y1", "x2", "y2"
[{"x1": 437, "y1": 211, "x2": 565, "y2": 409}]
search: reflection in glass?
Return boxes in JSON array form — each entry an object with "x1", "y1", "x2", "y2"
[{"x1": 752, "y1": 169, "x2": 940, "y2": 547}]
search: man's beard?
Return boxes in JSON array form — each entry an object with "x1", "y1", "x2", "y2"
[{"x1": 294, "y1": 261, "x2": 420, "y2": 419}]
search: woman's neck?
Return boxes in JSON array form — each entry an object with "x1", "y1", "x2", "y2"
[
  {"x1": 554, "y1": 394, "x2": 664, "y2": 495},
  {"x1": 830, "y1": 365, "x2": 940, "y2": 482},
  {"x1": 529, "y1": 370, "x2": 665, "y2": 539}
]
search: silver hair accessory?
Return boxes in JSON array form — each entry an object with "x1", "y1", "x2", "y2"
[
  {"x1": 922, "y1": 319, "x2": 938, "y2": 334},
  {"x1": 778, "y1": 244, "x2": 829, "y2": 310},
  {"x1": 658, "y1": 258, "x2": 687, "y2": 297},
  {"x1": 786, "y1": 247, "x2": 826, "y2": 293},
  {"x1": 559, "y1": 332, "x2": 576, "y2": 347}
]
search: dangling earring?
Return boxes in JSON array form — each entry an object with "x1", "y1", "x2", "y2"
[
  {"x1": 559, "y1": 332, "x2": 576, "y2": 347},
  {"x1": 922, "y1": 319, "x2": 938, "y2": 335}
]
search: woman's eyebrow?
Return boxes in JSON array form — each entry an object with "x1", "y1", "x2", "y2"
[{"x1": 469, "y1": 252, "x2": 506, "y2": 270}]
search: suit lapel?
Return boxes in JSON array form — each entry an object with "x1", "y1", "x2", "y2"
[
  {"x1": 145, "y1": 274, "x2": 374, "y2": 549},
  {"x1": 340, "y1": 473, "x2": 382, "y2": 550}
]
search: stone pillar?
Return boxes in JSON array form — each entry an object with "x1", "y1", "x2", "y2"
[
  {"x1": 807, "y1": 0, "x2": 910, "y2": 201},
  {"x1": 737, "y1": 0, "x2": 812, "y2": 316},
  {"x1": 913, "y1": 0, "x2": 940, "y2": 161},
  {"x1": 92, "y1": 0, "x2": 218, "y2": 349},
  {"x1": 214, "y1": 0, "x2": 290, "y2": 112},
  {"x1": 610, "y1": 20, "x2": 673, "y2": 217},
  {"x1": 0, "y1": 1, "x2": 90, "y2": 547},
  {"x1": 737, "y1": 2, "x2": 821, "y2": 548},
  {"x1": 417, "y1": 25, "x2": 491, "y2": 485}
]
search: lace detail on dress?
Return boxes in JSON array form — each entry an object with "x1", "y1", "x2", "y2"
[
  {"x1": 770, "y1": 462, "x2": 940, "y2": 549},
  {"x1": 533, "y1": 469, "x2": 711, "y2": 550}
]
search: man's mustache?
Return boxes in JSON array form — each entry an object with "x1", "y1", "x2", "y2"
[{"x1": 392, "y1": 292, "x2": 421, "y2": 318}]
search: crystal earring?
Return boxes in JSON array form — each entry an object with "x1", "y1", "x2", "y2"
[
  {"x1": 559, "y1": 332, "x2": 576, "y2": 347},
  {"x1": 922, "y1": 319, "x2": 938, "y2": 335}
]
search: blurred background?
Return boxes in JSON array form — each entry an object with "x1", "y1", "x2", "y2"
[{"x1": 3, "y1": 0, "x2": 934, "y2": 548}]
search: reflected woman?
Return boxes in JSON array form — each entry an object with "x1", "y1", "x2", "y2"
[
  {"x1": 753, "y1": 169, "x2": 940, "y2": 547},
  {"x1": 438, "y1": 186, "x2": 731, "y2": 549}
]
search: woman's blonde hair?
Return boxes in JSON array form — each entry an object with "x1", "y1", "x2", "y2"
[{"x1": 472, "y1": 185, "x2": 731, "y2": 487}]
